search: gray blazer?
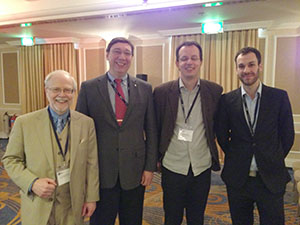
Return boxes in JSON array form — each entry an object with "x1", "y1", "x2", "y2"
[
  {"x1": 153, "y1": 79, "x2": 223, "y2": 171},
  {"x1": 76, "y1": 74, "x2": 157, "y2": 190}
]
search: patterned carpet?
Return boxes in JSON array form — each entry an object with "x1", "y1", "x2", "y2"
[{"x1": 1, "y1": 139, "x2": 299, "y2": 225}]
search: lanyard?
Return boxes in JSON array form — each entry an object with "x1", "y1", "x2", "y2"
[
  {"x1": 47, "y1": 107, "x2": 70, "y2": 162},
  {"x1": 178, "y1": 81, "x2": 201, "y2": 124},
  {"x1": 106, "y1": 73, "x2": 130, "y2": 107},
  {"x1": 243, "y1": 94, "x2": 260, "y2": 136}
]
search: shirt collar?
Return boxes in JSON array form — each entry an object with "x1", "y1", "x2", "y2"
[
  {"x1": 48, "y1": 106, "x2": 70, "y2": 121},
  {"x1": 107, "y1": 72, "x2": 128, "y2": 83},
  {"x1": 241, "y1": 81, "x2": 262, "y2": 98},
  {"x1": 179, "y1": 78, "x2": 200, "y2": 90}
]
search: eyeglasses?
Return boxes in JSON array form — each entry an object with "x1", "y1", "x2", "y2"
[
  {"x1": 111, "y1": 49, "x2": 132, "y2": 57},
  {"x1": 179, "y1": 56, "x2": 200, "y2": 62},
  {"x1": 47, "y1": 87, "x2": 74, "y2": 94}
]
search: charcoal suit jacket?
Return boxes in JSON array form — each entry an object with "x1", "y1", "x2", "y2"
[
  {"x1": 76, "y1": 73, "x2": 157, "y2": 190},
  {"x1": 216, "y1": 84, "x2": 295, "y2": 193},
  {"x1": 153, "y1": 79, "x2": 223, "y2": 171}
]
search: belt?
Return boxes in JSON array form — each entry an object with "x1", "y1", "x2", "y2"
[{"x1": 249, "y1": 170, "x2": 258, "y2": 177}]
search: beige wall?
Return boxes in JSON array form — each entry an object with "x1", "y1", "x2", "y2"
[
  {"x1": 2, "y1": 52, "x2": 19, "y2": 104},
  {"x1": 77, "y1": 39, "x2": 106, "y2": 85},
  {"x1": 1, "y1": 28, "x2": 300, "y2": 149},
  {"x1": 275, "y1": 36, "x2": 300, "y2": 114},
  {"x1": 260, "y1": 28, "x2": 300, "y2": 153},
  {"x1": 131, "y1": 38, "x2": 170, "y2": 88},
  {"x1": 85, "y1": 48, "x2": 106, "y2": 80},
  {"x1": 136, "y1": 45, "x2": 163, "y2": 88},
  {"x1": 0, "y1": 48, "x2": 22, "y2": 136}
]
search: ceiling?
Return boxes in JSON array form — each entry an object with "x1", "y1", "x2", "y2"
[{"x1": 0, "y1": 0, "x2": 300, "y2": 45}]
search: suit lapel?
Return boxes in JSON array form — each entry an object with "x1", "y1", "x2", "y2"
[
  {"x1": 167, "y1": 80, "x2": 180, "y2": 124},
  {"x1": 200, "y1": 80, "x2": 210, "y2": 127},
  {"x1": 254, "y1": 85, "x2": 268, "y2": 133},
  {"x1": 121, "y1": 76, "x2": 136, "y2": 126},
  {"x1": 36, "y1": 108, "x2": 55, "y2": 172},
  {"x1": 97, "y1": 75, "x2": 118, "y2": 125},
  {"x1": 69, "y1": 111, "x2": 80, "y2": 172},
  {"x1": 234, "y1": 88, "x2": 251, "y2": 134}
]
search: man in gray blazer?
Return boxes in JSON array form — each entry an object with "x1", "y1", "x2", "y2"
[
  {"x1": 153, "y1": 41, "x2": 223, "y2": 225},
  {"x1": 76, "y1": 37, "x2": 157, "y2": 225}
]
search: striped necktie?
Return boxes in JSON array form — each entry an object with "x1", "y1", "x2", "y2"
[{"x1": 115, "y1": 79, "x2": 127, "y2": 126}]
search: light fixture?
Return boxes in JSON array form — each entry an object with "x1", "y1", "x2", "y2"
[
  {"x1": 202, "y1": 21, "x2": 223, "y2": 34},
  {"x1": 21, "y1": 37, "x2": 34, "y2": 46},
  {"x1": 20, "y1": 23, "x2": 32, "y2": 27},
  {"x1": 203, "y1": 2, "x2": 223, "y2": 7}
]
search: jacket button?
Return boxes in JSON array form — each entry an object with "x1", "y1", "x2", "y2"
[
  {"x1": 116, "y1": 148, "x2": 119, "y2": 151},
  {"x1": 49, "y1": 198, "x2": 53, "y2": 201},
  {"x1": 252, "y1": 143, "x2": 256, "y2": 147}
]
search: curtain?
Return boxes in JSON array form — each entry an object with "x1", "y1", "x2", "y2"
[
  {"x1": 20, "y1": 45, "x2": 44, "y2": 114},
  {"x1": 170, "y1": 29, "x2": 259, "y2": 93},
  {"x1": 43, "y1": 43, "x2": 78, "y2": 109},
  {"x1": 19, "y1": 43, "x2": 78, "y2": 113}
]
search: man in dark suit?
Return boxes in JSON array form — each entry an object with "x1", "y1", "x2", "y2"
[
  {"x1": 216, "y1": 47, "x2": 295, "y2": 225},
  {"x1": 153, "y1": 41, "x2": 223, "y2": 225},
  {"x1": 76, "y1": 37, "x2": 157, "y2": 225}
]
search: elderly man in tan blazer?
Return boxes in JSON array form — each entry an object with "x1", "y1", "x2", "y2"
[{"x1": 2, "y1": 70, "x2": 99, "y2": 225}]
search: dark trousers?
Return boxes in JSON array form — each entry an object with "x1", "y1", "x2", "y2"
[
  {"x1": 227, "y1": 174, "x2": 285, "y2": 225},
  {"x1": 90, "y1": 180, "x2": 145, "y2": 225},
  {"x1": 161, "y1": 166, "x2": 211, "y2": 225}
]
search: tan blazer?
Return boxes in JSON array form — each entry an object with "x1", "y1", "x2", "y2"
[{"x1": 2, "y1": 108, "x2": 99, "y2": 225}]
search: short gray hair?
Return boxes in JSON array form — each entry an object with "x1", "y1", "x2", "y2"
[{"x1": 44, "y1": 70, "x2": 77, "y2": 91}]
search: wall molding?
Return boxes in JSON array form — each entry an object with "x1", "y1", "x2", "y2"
[
  {"x1": 1, "y1": 50, "x2": 21, "y2": 106},
  {"x1": 83, "y1": 46, "x2": 106, "y2": 82},
  {"x1": 272, "y1": 34, "x2": 300, "y2": 87},
  {"x1": 134, "y1": 43, "x2": 165, "y2": 83}
]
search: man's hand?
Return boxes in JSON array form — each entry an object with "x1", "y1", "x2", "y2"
[
  {"x1": 81, "y1": 202, "x2": 96, "y2": 217},
  {"x1": 141, "y1": 170, "x2": 154, "y2": 186},
  {"x1": 32, "y1": 178, "x2": 56, "y2": 198}
]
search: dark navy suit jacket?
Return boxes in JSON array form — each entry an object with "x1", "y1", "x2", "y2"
[{"x1": 216, "y1": 84, "x2": 294, "y2": 193}]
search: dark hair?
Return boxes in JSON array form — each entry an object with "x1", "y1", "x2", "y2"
[
  {"x1": 176, "y1": 41, "x2": 203, "y2": 62},
  {"x1": 234, "y1": 47, "x2": 261, "y2": 65},
  {"x1": 106, "y1": 37, "x2": 134, "y2": 56}
]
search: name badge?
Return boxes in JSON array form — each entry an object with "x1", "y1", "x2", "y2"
[
  {"x1": 56, "y1": 168, "x2": 70, "y2": 186},
  {"x1": 178, "y1": 128, "x2": 193, "y2": 142}
]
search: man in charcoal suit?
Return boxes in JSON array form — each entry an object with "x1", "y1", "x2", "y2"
[{"x1": 76, "y1": 37, "x2": 157, "y2": 225}]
